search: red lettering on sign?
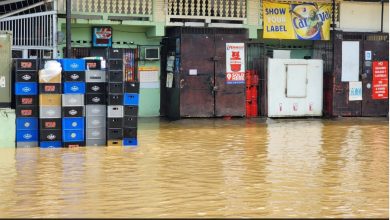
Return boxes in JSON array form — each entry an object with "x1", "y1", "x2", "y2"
[
  {"x1": 372, "y1": 61, "x2": 388, "y2": 100},
  {"x1": 21, "y1": 98, "x2": 33, "y2": 105},
  {"x1": 87, "y1": 62, "x2": 97, "y2": 68},
  {"x1": 45, "y1": 122, "x2": 56, "y2": 128},
  {"x1": 21, "y1": 110, "x2": 32, "y2": 116},
  {"x1": 20, "y1": 62, "x2": 32, "y2": 68},
  {"x1": 45, "y1": 85, "x2": 56, "y2": 92}
]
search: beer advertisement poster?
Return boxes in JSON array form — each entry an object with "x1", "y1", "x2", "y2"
[
  {"x1": 226, "y1": 43, "x2": 245, "y2": 85},
  {"x1": 92, "y1": 27, "x2": 113, "y2": 47},
  {"x1": 262, "y1": 1, "x2": 331, "y2": 40}
]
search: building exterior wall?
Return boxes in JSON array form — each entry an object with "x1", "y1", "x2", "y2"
[
  {"x1": 339, "y1": 2, "x2": 389, "y2": 33},
  {"x1": 246, "y1": 0, "x2": 261, "y2": 39},
  {"x1": 0, "y1": 109, "x2": 16, "y2": 148},
  {"x1": 57, "y1": 23, "x2": 161, "y2": 117}
]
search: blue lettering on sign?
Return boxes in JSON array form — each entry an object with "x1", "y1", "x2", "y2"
[
  {"x1": 266, "y1": 25, "x2": 287, "y2": 32},
  {"x1": 350, "y1": 88, "x2": 362, "y2": 96},
  {"x1": 265, "y1": 8, "x2": 286, "y2": 15}
]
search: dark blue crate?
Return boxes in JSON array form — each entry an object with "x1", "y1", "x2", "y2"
[
  {"x1": 63, "y1": 82, "x2": 86, "y2": 94},
  {"x1": 16, "y1": 129, "x2": 38, "y2": 142},
  {"x1": 123, "y1": 138, "x2": 138, "y2": 147},
  {"x1": 40, "y1": 141, "x2": 62, "y2": 148},
  {"x1": 16, "y1": 118, "x2": 38, "y2": 130},
  {"x1": 63, "y1": 129, "x2": 85, "y2": 142},
  {"x1": 59, "y1": 59, "x2": 86, "y2": 71},
  {"x1": 63, "y1": 117, "x2": 85, "y2": 130},
  {"x1": 123, "y1": 93, "x2": 139, "y2": 106},
  {"x1": 15, "y1": 82, "x2": 38, "y2": 95}
]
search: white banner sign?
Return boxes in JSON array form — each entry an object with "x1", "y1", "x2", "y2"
[
  {"x1": 226, "y1": 43, "x2": 245, "y2": 85},
  {"x1": 342, "y1": 41, "x2": 360, "y2": 82}
]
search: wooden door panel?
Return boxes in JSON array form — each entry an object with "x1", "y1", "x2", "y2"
[
  {"x1": 362, "y1": 41, "x2": 389, "y2": 116},
  {"x1": 180, "y1": 34, "x2": 215, "y2": 117}
]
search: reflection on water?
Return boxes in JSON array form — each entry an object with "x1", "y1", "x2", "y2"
[{"x1": 0, "y1": 118, "x2": 388, "y2": 218}]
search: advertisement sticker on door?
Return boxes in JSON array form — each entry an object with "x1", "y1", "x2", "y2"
[
  {"x1": 349, "y1": 81, "x2": 362, "y2": 101},
  {"x1": 372, "y1": 61, "x2": 388, "y2": 100},
  {"x1": 226, "y1": 43, "x2": 245, "y2": 85}
]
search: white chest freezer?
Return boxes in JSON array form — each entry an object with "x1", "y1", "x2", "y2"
[{"x1": 267, "y1": 58, "x2": 323, "y2": 117}]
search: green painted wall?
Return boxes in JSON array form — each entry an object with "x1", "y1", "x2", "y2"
[
  {"x1": 58, "y1": 24, "x2": 162, "y2": 117},
  {"x1": 0, "y1": 109, "x2": 15, "y2": 148}
]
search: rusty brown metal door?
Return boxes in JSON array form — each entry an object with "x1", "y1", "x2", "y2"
[
  {"x1": 180, "y1": 34, "x2": 215, "y2": 117},
  {"x1": 362, "y1": 40, "x2": 389, "y2": 116},
  {"x1": 214, "y1": 33, "x2": 246, "y2": 117}
]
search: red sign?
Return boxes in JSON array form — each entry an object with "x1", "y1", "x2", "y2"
[
  {"x1": 226, "y1": 43, "x2": 245, "y2": 84},
  {"x1": 372, "y1": 61, "x2": 388, "y2": 100},
  {"x1": 21, "y1": 98, "x2": 33, "y2": 105}
]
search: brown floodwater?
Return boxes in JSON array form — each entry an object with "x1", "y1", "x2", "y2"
[{"x1": 0, "y1": 117, "x2": 388, "y2": 218}]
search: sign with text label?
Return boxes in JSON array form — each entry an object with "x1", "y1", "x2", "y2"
[
  {"x1": 226, "y1": 43, "x2": 245, "y2": 85},
  {"x1": 349, "y1": 81, "x2": 362, "y2": 101},
  {"x1": 262, "y1": 1, "x2": 331, "y2": 40},
  {"x1": 372, "y1": 61, "x2": 388, "y2": 100}
]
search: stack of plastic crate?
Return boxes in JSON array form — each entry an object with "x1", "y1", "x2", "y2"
[
  {"x1": 85, "y1": 59, "x2": 107, "y2": 146},
  {"x1": 107, "y1": 48, "x2": 124, "y2": 146},
  {"x1": 60, "y1": 59, "x2": 86, "y2": 148},
  {"x1": 15, "y1": 59, "x2": 39, "y2": 148},
  {"x1": 122, "y1": 49, "x2": 139, "y2": 147}
]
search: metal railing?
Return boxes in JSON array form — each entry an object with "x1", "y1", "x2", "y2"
[
  {"x1": 0, "y1": 11, "x2": 57, "y2": 51},
  {"x1": 57, "y1": 0, "x2": 153, "y2": 16},
  {"x1": 167, "y1": 0, "x2": 247, "y2": 22}
]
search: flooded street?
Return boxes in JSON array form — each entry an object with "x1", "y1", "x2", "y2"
[{"x1": 0, "y1": 117, "x2": 388, "y2": 218}]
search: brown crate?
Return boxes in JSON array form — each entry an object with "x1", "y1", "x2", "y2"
[
  {"x1": 107, "y1": 140, "x2": 123, "y2": 147},
  {"x1": 39, "y1": 94, "x2": 61, "y2": 106},
  {"x1": 38, "y1": 70, "x2": 62, "y2": 83}
]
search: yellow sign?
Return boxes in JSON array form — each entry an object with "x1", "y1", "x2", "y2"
[
  {"x1": 263, "y1": 1, "x2": 332, "y2": 40},
  {"x1": 138, "y1": 66, "x2": 159, "y2": 71}
]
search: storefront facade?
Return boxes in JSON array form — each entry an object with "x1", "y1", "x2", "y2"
[{"x1": 56, "y1": 0, "x2": 165, "y2": 117}]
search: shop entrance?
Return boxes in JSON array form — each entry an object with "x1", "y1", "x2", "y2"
[
  {"x1": 362, "y1": 38, "x2": 389, "y2": 116},
  {"x1": 162, "y1": 28, "x2": 247, "y2": 118},
  {"x1": 330, "y1": 32, "x2": 389, "y2": 117}
]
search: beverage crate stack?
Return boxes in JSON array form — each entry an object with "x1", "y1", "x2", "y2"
[
  {"x1": 123, "y1": 49, "x2": 139, "y2": 146},
  {"x1": 107, "y1": 48, "x2": 125, "y2": 146},
  {"x1": 245, "y1": 70, "x2": 259, "y2": 118},
  {"x1": 38, "y1": 60, "x2": 63, "y2": 148},
  {"x1": 60, "y1": 59, "x2": 86, "y2": 148},
  {"x1": 15, "y1": 59, "x2": 39, "y2": 148},
  {"x1": 85, "y1": 59, "x2": 107, "y2": 146}
]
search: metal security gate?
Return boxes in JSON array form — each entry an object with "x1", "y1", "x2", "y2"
[
  {"x1": 0, "y1": 11, "x2": 57, "y2": 58},
  {"x1": 180, "y1": 31, "x2": 215, "y2": 117},
  {"x1": 361, "y1": 34, "x2": 389, "y2": 116},
  {"x1": 179, "y1": 28, "x2": 247, "y2": 117},
  {"x1": 162, "y1": 27, "x2": 247, "y2": 118},
  {"x1": 327, "y1": 31, "x2": 389, "y2": 117}
]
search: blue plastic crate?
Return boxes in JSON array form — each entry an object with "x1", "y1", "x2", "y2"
[
  {"x1": 63, "y1": 82, "x2": 86, "y2": 94},
  {"x1": 40, "y1": 141, "x2": 62, "y2": 148},
  {"x1": 59, "y1": 59, "x2": 86, "y2": 71},
  {"x1": 63, "y1": 129, "x2": 85, "y2": 142},
  {"x1": 15, "y1": 82, "x2": 38, "y2": 95},
  {"x1": 123, "y1": 138, "x2": 138, "y2": 147},
  {"x1": 123, "y1": 93, "x2": 139, "y2": 106},
  {"x1": 16, "y1": 118, "x2": 38, "y2": 130},
  {"x1": 16, "y1": 129, "x2": 38, "y2": 142},
  {"x1": 63, "y1": 117, "x2": 85, "y2": 130}
]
